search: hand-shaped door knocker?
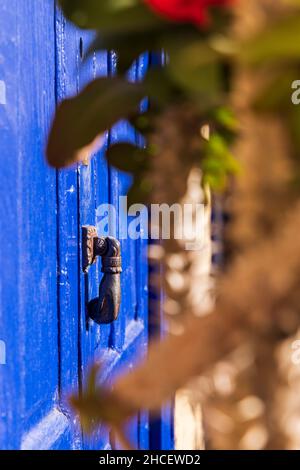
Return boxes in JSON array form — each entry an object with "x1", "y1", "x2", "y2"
[{"x1": 82, "y1": 226, "x2": 122, "y2": 324}]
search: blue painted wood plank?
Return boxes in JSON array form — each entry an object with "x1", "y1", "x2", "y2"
[
  {"x1": 76, "y1": 33, "x2": 111, "y2": 451},
  {"x1": 107, "y1": 52, "x2": 127, "y2": 353},
  {"x1": 77, "y1": 31, "x2": 100, "y2": 374},
  {"x1": 135, "y1": 53, "x2": 151, "y2": 450},
  {"x1": 93, "y1": 51, "x2": 112, "y2": 354},
  {"x1": 0, "y1": 0, "x2": 60, "y2": 449},
  {"x1": 55, "y1": 7, "x2": 82, "y2": 449},
  {"x1": 0, "y1": 1, "x2": 21, "y2": 448}
]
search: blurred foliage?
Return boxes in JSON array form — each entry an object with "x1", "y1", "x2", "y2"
[
  {"x1": 48, "y1": 0, "x2": 236, "y2": 194},
  {"x1": 47, "y1": 1, "x2": 300, "y2": 195}
]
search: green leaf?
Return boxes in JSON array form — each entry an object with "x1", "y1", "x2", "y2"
[
  {"x1": 162, "y1": 35, "x2": 225, "y2": 104},
  {"x1": 203, "y1": 172, "x2": 227, "y2": 191},
  {"x1": 213, "y1": 106, "x2": 239, "y2": 132},
  {"x1": 241, "y1": 14, "x2": 300, "y2": 65},
  {"x1": 202, "y1": 133, "x2": 240, "y2": 190},
  {"x1": 106, "y1": 143, "x2": 149, "y2": 173},
  {"x1": 47, "y1": 77, "x2": 145, "y2": 168},
  {"x1": 252, "y1": 67, "x2": 298, "y2": 113},
  {"x1": 58, "y1": 0, "x2": 162, "y2": 32}
]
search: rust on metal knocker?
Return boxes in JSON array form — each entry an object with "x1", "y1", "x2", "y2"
[{"x1": 82, "y1": 226, "x2": 122, "y2": 324}]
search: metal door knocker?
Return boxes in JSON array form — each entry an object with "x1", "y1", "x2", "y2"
[{"x1": 82, "y1": 226, "x2": 122, "y2": 324}]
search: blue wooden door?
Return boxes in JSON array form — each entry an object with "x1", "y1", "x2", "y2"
[{"x1": 0, "y1": 0, "x2": 172, "y2": 450}]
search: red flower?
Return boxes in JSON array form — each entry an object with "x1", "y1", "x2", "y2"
[{"x1": 144, "y1": 0, "x2": 232, "y2": 26}]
